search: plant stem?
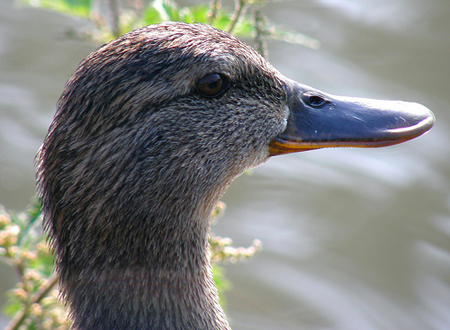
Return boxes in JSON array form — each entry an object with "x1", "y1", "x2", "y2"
[
  {"x1": 6, "y1": 273, "x2": 59, "y2": 330},
  {"x1": 208, "y1": 0, "x2": 221, "y2": 25},
  {"x1": 33, "y1": 273, "x2": 59, "y2": 304},
  {"x1": 107, "y1": 0, "x2": 120, "y2": 38},
  {"x1": 227, "y1": 0, "x2": 248, "y2": 34},
  {"x1": 253, "y1": 5, "x2": 268, "y2": 58}
]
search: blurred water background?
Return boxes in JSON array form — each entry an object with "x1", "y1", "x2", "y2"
[{"x1": 0, "y1": 0, "x2": 449, "y2": 329}]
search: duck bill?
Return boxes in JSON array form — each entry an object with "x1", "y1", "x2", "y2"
[{"x1": 269, "y1": 81, "x2": 435, "y2": 156}]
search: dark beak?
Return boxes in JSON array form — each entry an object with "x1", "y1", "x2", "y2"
[{"x1": 269, "y1": 80, "x2": 435, "y2": 156}]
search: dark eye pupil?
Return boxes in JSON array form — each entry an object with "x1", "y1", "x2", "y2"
[{"x1": 197, "y1": 73, "x2": 229, "y2": 97}]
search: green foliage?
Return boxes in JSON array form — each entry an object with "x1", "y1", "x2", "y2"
[
  {"x1": 20, "y1": 0, "x2": 92, "y2": 17},
  {"x1": 20, "y1": 0, "x2": 318, "y2": 52},
  {"x1": 0, "y1": 201, "x2": 70, "y2": 330},
  {"x1": 20, "y1": 0, "x2": 256, "y2": 42}
]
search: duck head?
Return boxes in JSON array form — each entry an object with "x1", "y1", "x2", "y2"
[{"x1": 37, "y1": 22, "x2": 434, "y2": 330}]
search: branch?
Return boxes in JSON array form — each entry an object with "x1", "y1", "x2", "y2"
[
  {"x1": 227, "y1": 0, "x2": 248, "y2": 34},
  {"x1": 6, "y1": 273, "x2": 60, "y2": 330}
]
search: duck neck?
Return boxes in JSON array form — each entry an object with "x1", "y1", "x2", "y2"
[{"x1": 60, "y1": 208, "x2": 230, "y2": 330}]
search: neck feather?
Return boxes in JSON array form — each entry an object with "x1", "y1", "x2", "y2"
[{"x1": 60, "y1": 212, "x2": 230, "y2": 330}]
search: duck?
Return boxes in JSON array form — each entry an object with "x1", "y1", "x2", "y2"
[{"x1": 36, "y1": 22, "x2": 434, "y2": 330}]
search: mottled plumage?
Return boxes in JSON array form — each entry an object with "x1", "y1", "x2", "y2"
[
  {"x1": 37, "y1": 22, "x2": 286, "y2": 330},
  {"x1": 37, "y1": 22, "x2": 434, "y2": 330}
]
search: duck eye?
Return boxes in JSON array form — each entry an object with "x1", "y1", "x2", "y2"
[
  {"x1": 197, "y1": 73, "x2": 230, "y2": 98},
  {"x1": 303, "y1": 92, "x2": 330, "y2": 108}
]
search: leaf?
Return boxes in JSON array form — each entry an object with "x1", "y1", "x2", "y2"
[
  {"x1": 142, "y1": 7, "x2": 163, "y2": 25},
  {"x1": 19, "y1": 0, "x2": 92, "y2": 17}
]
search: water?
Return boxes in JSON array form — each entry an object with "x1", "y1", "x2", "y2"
[{"x1": 1, "y1": 0, "x2": 449, "y2": 329}]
